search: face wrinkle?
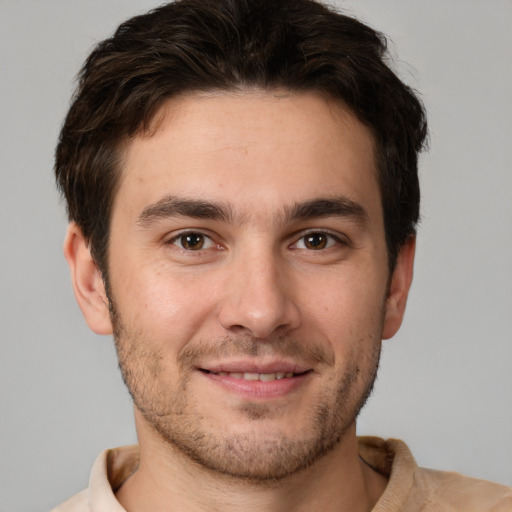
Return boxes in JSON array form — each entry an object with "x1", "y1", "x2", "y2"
[
  {"x1": 99, "y1": 92, "x2": 393, "y2": 489},
  {"x1": 108, "y1": 287, "x2": 384, "y2": 483}
]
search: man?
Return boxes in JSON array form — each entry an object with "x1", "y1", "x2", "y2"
[{"x1": 52, "y1": 0, "x2": 512, "y2": 510}]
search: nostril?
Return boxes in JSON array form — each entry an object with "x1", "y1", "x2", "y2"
[{"x1": 227, "y1": 324, "x2": 250, "y2": 335}]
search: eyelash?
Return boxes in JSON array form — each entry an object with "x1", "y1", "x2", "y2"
[
  {"x1": 167, "y1": 231, "x2": 219, "y2": 251},
  {"x1": 167, "y1": 230, "x2": 346, "y2": 252},
  {"x1": 291, "y1": 231, "x2": 345, "y2": 251}
]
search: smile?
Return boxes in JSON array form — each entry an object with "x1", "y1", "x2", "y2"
[
  {"x1": 203, "y1": 370, "x2": 298, "y2": 381},
  {"x1": 199, "y1": 367, "x2": 312, "y2": 399}
]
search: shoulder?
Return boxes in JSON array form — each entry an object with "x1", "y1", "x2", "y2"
[
  {"x1": 50, "y1": 445, "x2": 138, "y2": 512},
  {"x1": 51, "y1": 489, "x2": 90, "y2": 512},
  {"x1": 358, "y1": 437, "x2": 512, "y2": 512},
  {"x1": 414, "y1": 467, "x2": 512, "y2": 511}
]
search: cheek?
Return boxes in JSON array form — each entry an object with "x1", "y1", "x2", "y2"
[
  {"x1": 305, "y1": 270, "x2": 386, "y2": 325},
  {"x1": 111, "y1": 261, "x2": 219, "y2": 346},
  {"x1": 300, "y1": 268, "x2": 387, "y2": 357}
]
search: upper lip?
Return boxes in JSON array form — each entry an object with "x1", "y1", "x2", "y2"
[{"x1": 198, "y1": 360, "x2": 311, "y2": 374}]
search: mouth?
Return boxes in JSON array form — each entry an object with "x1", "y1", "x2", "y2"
[
  {"x1": 200, "y1": 369, "x2": 310, "y2": 381},
  {"x1": 197, "y1": 363, "x2": 313, "y2": 400}
]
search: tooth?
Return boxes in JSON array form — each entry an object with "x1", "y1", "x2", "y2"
[{"x1": 212, "y1": 371, "x2": 295, "y2": 380}]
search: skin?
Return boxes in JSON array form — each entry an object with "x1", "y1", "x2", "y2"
[{"x1": 65, "y1": 90, "x2": 415, "y2": 511}]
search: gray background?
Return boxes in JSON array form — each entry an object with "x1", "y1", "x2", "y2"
[{"x1": 1, "y1": 1, "x2": 511, "y2": 510}]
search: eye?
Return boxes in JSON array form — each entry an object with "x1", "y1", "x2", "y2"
[
  {"x1": 170, "y1": 232, "x2": 215, "y2": 251},
  {"x1": 294, "y1": 232, "x2": 340, "y2": 250}
]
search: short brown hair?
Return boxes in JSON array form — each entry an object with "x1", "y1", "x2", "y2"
[{"x1": 55, "y1": 0, "x2": 427, "y2": 275}]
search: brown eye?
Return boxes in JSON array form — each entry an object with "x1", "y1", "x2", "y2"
[
  {"x1": 303, "y1": 233, "x2": 328, "y2": 250},
  {"x1": 181, "y1": 233, "x2": 204, "y2": 250},
  {"x1": 173, "y1": 232, "x2": 213, "y2": 250},
  {"x1": 293, "y1": 232, "x2": 341, "y2": 251}
]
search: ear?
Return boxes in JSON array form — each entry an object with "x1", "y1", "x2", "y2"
[
  {"x1": 63, "y1": 223, "x2": 113, "y2": 335},
  {"x1": 382, "y1": 236, "x2": 416, "y2": 340}
]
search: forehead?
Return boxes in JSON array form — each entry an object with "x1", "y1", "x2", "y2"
[{"x1": 114, "y1": 90, "x2": 380, "y2": 226}]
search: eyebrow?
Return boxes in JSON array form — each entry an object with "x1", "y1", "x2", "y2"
[
  {"x1": 283, "y1": 196, "x2": 368, "y2": 226},
  {"x1": 138, "y1": 196, "x2": 232, "y2": 227},
  {"x1": 137, "y1": 195, "x2": 368, "y2": 228}
]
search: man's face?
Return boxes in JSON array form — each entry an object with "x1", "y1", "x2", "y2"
[{"x1": 103, "y1": 91, "x2": 405, "y2": 480}]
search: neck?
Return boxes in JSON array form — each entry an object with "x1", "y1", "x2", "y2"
[{"x1": 115, "y1": 419, "x2": 387, "y2": 512}]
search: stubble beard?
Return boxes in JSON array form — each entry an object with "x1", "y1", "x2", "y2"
[{"x1": 109, "y1": 298, "x2": 382, "y2": 483}]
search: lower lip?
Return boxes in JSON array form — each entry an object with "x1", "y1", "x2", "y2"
[{"x1": 200, "y1": 371, "x2": 310, "y2": 400}]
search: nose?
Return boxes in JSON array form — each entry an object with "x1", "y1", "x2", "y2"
[{"x1": 217, "y1": 249, "x2": 301, "y2": 339}]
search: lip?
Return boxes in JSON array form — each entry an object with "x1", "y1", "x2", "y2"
[
  {"x1": 200, "y1": 360, "x2": 310, "y2": 375},
  {"x1": 197, "y1": 359, "x2": 313, "y2": 400}
]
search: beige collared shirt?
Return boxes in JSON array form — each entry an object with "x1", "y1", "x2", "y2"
[{"x1": 52, "y1": 437, "x2": 512, "y2": 511}]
